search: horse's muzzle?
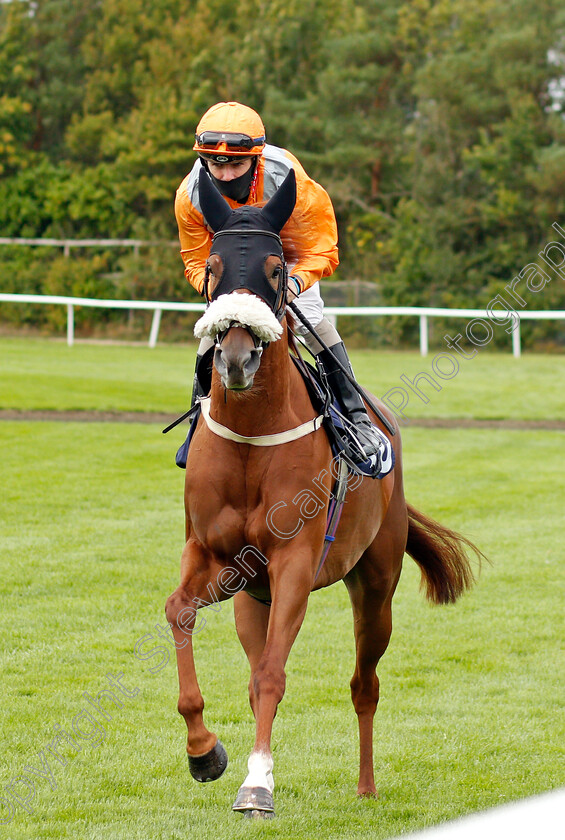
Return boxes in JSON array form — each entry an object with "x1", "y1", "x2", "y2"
[{"x1": 214, "y1": 343, "x2": 263, "y2": 390}]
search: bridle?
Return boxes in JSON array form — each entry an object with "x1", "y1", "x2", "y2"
[
  {"x1": 214, "y1": 320, "x2": 266, "y2": 353},
  {"x1": 203, "y1": 228, "x2": 289, "y2": 332}
]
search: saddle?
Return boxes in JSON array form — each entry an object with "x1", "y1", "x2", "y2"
[
  {"x1": 173, "y1": 348, "x2": 394, "y2": 481},
  {"x1": 288, "y1": 353, "x2": 394, "y2": 480}
]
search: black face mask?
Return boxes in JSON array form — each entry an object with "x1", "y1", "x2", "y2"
[
  {"x1": 207, "y1": 159, "x2": 257, "y2": 203},
  {"x1": 199, "y1": 167, "x2": 297, "y2": 321}
]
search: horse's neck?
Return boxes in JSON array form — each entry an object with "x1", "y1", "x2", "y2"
[{"x1": 210, "y1": 333, "x2": 297, "y2": 437}]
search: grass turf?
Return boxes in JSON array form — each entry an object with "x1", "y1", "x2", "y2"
[
  {"x1": 0, "y1": 338, "x2": 563, "y2": 838},
  {"x1": 1, "y1": 336, "x2": 565, "y2": 420}
]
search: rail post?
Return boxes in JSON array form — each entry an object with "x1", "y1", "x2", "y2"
[
  {"x1": 512, "y1": 318, "x2": 521, "y2": 358},
  {"x1": 419, "y1": 314, "x2": 429, "y2": 356},
  {"x1": 67, "y1": 304, "x2": 74, "y2": 346},
  {"x1": 149, "y1": 309, "x2": 162, "y2": 348}
]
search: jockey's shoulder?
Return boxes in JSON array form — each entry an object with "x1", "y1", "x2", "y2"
[
  {"x1": 261, "y1": 144, "x2": 309, "y2": 196},
  {"x1": 179, "y1": 147, "x2": 312, "y2": 212},
  {"x1": 179, "y1": 162, "x2": 205, "y2": 212},
  {"x1": 262, "y1": 144, "x2": 305, "y2": 173}
]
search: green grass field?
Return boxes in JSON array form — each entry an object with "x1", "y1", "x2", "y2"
[
  {"x1": 2, "y1": 336, "x2": 565, "y2": 420},
  {"x1": 1, "y1": 337, "x2": 563, "y2": 839}
]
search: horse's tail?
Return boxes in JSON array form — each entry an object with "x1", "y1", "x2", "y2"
[{"x1": 406, "y1": 503, "x2": 485, "y2": 605}]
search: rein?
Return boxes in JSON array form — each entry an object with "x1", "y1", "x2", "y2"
[{"x1": 287, "y1": 301, "x2": 396, "y2": 437}]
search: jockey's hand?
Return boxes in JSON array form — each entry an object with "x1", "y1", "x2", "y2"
[{"x1": 286, "y1": 275, "x2": 301, "y2": 303}]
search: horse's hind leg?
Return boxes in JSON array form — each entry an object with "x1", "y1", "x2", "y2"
[
  {"x1": 234, "y1": 591, "x2": 270, "y2": 719},
  {"x1": 232, "y1": 555, "x2": 313, "y2": 816},
  {"x1": 344, "y1": 524, "x2": 404, "y2": 797}
]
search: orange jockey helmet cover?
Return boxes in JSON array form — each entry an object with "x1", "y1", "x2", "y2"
[{"x1": 193, "y1": 102, "x2": 266, "y2": 158}]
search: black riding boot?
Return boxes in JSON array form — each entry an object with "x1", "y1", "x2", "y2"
[
  {"x1": 316, "y1": 342, "x2": 382, "y2": 466},
  {"x1": 190, "y1": 352, "x2": 206, "y2": 408},
  {"x1": 176, "y1": 353, "x2": 208, "y2": 469}
]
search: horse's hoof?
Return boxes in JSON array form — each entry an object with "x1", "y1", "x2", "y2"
[
  {"x1": 358, "y1": 789, "x2": 378, "y2": 799},
  {"x1": 187, "y1": 739, "x2": 228, "y2": 782},
  {"x1": 232, "y1": 785, "x2": 275, "y2": 815},
  {"x1": 242, "y1": 809, "x2": 275, "y2": 819}
]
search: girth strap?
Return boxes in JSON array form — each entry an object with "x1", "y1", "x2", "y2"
[
  {"x1": 199, "y1": 397, "x2": 324, "y2": 446},
  {"x1": 314, "y1": 456, "x2": 349, "y2": 582}
]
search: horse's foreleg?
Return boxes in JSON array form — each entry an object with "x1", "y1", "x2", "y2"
[
  {"x1": 165, "y1": 543, "x2": 230, "y2": 782},
  {"x1": 344, "y1": 531, "x2": 403, "y2": 797},
  {"x1": 232, "y1": 557, "x2": 312, "y2": 816}
]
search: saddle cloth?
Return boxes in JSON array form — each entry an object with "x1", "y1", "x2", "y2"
[
  {"x1": 288, "y1": 355, "x2": 394, "y2": 480},
  {"x1": 174, "y1": 354, "x2": 394, "y2": 480}
]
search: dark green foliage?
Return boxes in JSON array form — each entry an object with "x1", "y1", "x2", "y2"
[{"x1": 1, "y1": 0, "x2": 564, "y2": 345}]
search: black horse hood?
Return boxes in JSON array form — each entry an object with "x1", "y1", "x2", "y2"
[
  {"x1": 199, "y1": 169, "x2": 297, "y2": 315},
  {"x1": 199, "y1": 167, "x2": 297, "y2": 235}
]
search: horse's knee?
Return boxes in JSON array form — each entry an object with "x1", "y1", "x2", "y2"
[
  {"x1": 253, "y1": 662, "x2": 286, "y2": 707},
  {"x1": 350, "y1": 672, "x2": 379, "y2": 717},
  {"x1": 165, "y1": 590, "x2": 183, "y2": 623},
  {"x1": 165, "y1": 589, "x2": 195, "y2": 626}
]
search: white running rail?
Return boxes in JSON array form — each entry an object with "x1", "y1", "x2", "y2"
[{"x1": 1, "y1": 293, "x2": 564, "y2": 356}]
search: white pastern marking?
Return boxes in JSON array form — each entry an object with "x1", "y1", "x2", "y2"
[{"x1": 242, "y1": 750, "x2": 274, "y2": 793}]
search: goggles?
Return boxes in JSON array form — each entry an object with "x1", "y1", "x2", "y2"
[{"x1": 194, "y1": 131, "x2": 265, "y2": 153}]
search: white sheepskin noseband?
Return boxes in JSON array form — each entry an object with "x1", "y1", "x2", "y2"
[{"x1": 194, "y1": 293, "x2": 283, "y2": 343}]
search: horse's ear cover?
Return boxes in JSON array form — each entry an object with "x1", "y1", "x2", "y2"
[
  {"x1": 261, "y1": 169, "x2": 297, "y2": 233},
  {"x1": 199, "y1": 167, "x2": 232, "y2": 232}
]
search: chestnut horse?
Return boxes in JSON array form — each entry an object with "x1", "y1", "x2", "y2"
[{"x1": 165, "y1": 169, "x2": 479, "y2": 817}]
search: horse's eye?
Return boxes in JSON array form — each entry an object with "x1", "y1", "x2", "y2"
[{"x1": 272, "y1": 266, "x2": 281, "y2": 278}]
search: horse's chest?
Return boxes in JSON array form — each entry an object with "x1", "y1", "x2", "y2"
[{"x1": 187, "y1": 473, "x2": 269, "y2": 558}]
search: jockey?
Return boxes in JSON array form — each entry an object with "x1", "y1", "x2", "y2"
[{"x1": 175, "y1": 101, "x2": 382, "y2": 462}]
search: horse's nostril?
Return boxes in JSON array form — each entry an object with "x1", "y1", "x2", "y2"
[
  {"x1": 214, "y1": 347, "x2": 227, "y2": 374},
  {"x1": 244, "y1": 348, "x2": 262, "y2": 375},
  {"x1": 213, "y1": 333, "x2": 262, "y2": 390}
]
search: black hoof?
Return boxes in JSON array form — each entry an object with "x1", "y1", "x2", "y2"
[
  {"x1": 188, "y1": 740, "x2": 228, "y2": 782},
  {"x1": 232, "y1": 786, "x2": 275, "y2": 815}
]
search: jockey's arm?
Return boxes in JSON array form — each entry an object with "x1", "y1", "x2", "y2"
[
  {"x1": 280, "y1": 167, "x2": 339, "y2": 293},
  {"x1": 175, "y1": 183, "x2": 211, "y2": 295},
  {"x1": 174, "y1": 156, "x2": 339, "y2": 297}
]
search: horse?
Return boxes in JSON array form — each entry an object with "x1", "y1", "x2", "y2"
[{"x1": 164, "y1": 167, "x2": 480, "y2": 818}]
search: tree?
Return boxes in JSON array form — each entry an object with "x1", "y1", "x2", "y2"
[{"x1": 1, "y1": 0, "x2": 565, "y2": 346}]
